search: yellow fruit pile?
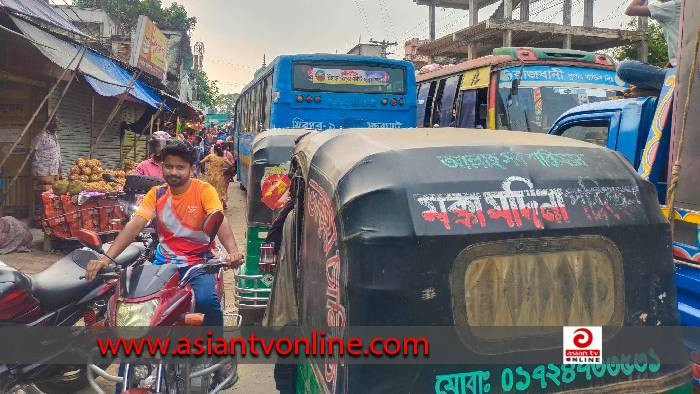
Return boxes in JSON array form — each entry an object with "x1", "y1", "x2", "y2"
[
  {"x1": 59, "y1": 157, "x2": 124, "y2": 194},
  {"x1": 123, "y1": 160, "x2": 137, "y2": 173},
  {"x1": 68, "y1": 158, "x2": 103, "y2": 183}
]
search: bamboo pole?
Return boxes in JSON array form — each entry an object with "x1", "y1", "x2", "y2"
[
  {"x1": 133, "y1": 106, "x2": 164, "y2": 161},
  {"x1": 0, "y1": 53, "x2": 86, "y2": 204},
  {"x1": 90, "y1": 71, "x2": 141, "y2": 157},
  {"x1": 0, "y1": 48, "x2": 85, "y2": 172},
  {"x1": 666, "y1": 26, "x2": 700, "y2": 235}
]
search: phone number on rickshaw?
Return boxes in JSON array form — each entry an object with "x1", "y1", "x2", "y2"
[{"x1": 435, "y1": 347, "x2": 661, "y2": 393}]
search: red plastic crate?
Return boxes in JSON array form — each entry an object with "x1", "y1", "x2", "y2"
[
  {"x1": 41, "y1": 192, "x2": 71, "y2": 239},
  {"x1": 41, "y1": 192, "x2": 63, "y2": 219},
  {"x1": 79, "y1": 200, "x2": 100, "y2": 233},
  {"x1": 59, "y1": 195, "x2": 82, "y2": 238},
  {"x1": 41, "y1": 193, "x2": 126, "y2": 240},
  {"x1": 42, "y1": 215, "x2": 71, "y2": 239},
  {"x1": 97, "y1": 198, "x2": 125, "y2": 232}
]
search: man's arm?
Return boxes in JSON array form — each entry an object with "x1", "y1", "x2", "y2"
[
  {"x1": 217, "y1": 216, "x2": 244, "y2": 268},
  {"x1": 626, "y1": 0, "x2": 651, "y2": 17},
  {"x1": 85, "y1": 216, "x2": 148, "y2": 280}
]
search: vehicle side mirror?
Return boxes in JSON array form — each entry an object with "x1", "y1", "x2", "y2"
[
  {"x1": 202, "y1": 211, "x2": 225, "y2": 243},
  {"x1": 77, "y1": 229, "x2": 104, "y2": 254},
  {"x1": 511, "y1": 79, "x2": 520, "y2": 96},
  {"x1": 102, "y1": 173, "x2": 119, "y2": 183}
]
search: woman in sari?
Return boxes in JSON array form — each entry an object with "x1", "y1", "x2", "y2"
[{"x1": 199, "y1": 144, "x2": 230, "y2": 208}]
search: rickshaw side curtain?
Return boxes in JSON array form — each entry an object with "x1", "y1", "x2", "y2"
[{"x1": 262, "y1": 210, "x2": 298, "y2": 327}]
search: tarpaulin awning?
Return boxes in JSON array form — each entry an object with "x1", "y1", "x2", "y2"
[
  {"x1": 0, "y1": 0, "x2": 87, "y2": 37},
  {"x1": 11, "y1": 16, "x2": 168, "y2": 110},
  {"x1": 157, "y1": 89, "x2": 201, "y2": 119},
  {"x1": 81, "y1": 50, "x2": 167, "y2": 110}
]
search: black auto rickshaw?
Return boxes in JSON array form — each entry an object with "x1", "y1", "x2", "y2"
[
  {"x1": 268, "y1": 128, "x2": 691, "y2": 393},
  {"x1": 235, "y1": 128, "x2": 308, "y2": 324}
]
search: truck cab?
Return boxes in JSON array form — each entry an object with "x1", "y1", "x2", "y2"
[
  {"x1": 549, "y1": 83, "x2": 700, "y2": 333},
  {"x1": 549, "y1": 97, "x2": 670, "y2": 203}
]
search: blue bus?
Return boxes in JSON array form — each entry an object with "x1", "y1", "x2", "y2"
[{"x1": 234, "y1": 53, "x2": 416, "y2": 188}]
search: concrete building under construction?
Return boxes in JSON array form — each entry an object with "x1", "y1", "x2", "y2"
[{"x1": 412, "y1": 0, "x2": 647, "y2": 61}]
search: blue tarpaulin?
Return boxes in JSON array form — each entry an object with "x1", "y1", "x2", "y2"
[
  {"x1": 11, "y1": 16, "x2": 168, "y2": 110},
  {"x1": 82, "y1": 49, "x2": 168, "y2": 110}
]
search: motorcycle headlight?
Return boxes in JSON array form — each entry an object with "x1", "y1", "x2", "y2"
[{"x1": 116, "y1": 299, "x2": 159, "y2": 326}]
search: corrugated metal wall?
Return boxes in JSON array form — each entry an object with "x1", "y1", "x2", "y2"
[{"x1": 49, "y1": 78, "x2": 149, "y2": 172}]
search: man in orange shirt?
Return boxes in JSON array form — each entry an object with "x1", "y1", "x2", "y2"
[{"x1": 85, "y1": 140, "x2": 244, "y2": 327}]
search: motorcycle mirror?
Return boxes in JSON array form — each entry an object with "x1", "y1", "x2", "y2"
[
  {"x1": 76, "y1": 229, "x2": 104, "y2": 254},
  {"x1": 202, "y1": 211, "x2": 225, "y2": 243},
  {"x1": 102, "y1": 173, "x2": 119, "y2": 183}
]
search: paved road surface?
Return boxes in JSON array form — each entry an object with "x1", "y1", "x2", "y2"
[{"x1": 3, "y1": 182, "x2": 277, "y2": 393}]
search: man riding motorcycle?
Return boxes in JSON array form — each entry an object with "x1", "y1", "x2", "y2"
[{"x1": 85, "y1": 139, "x2": 244, "y2": 384}]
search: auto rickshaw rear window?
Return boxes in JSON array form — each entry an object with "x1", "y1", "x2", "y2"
[{"x1": 451, "y1": 236, "x2": 624, "y2": 353}]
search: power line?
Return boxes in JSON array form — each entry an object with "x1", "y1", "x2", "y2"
[
  {"x1": 59, "y1": 0, "x2": 87, "y2": 24},
  {"x1": 353, "y1": 0, "x2": 373, "y2": 38},
  {"x1": 596, "y1": 0, "x2": 628, "y2": 25},
  {"x1": 377, "y1": 0, "x2": 395, "y2": 41}
]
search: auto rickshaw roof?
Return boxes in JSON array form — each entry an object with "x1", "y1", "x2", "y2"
[
  {"x1": 252, "y1": 128, "x2": 309, "y2": 149},
  {"x1": 294, "y1": 127, "x2": 600, "y2": 187},
  {"x1": 293, "y1": 126, "x2": 663, "y2": 238}
]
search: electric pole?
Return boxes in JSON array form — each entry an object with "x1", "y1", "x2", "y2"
[
  {"x1": 193, "y1": 41, "x2": 204, "y2": 102},
  {"x1": 369, "y1": 39, "x2": 398, "y2": 58}
]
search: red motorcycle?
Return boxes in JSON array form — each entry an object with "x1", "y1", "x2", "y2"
[
  {"x1": 0, "y1": 240, "x2": 144, "y2": 393},
  {"x1": 80, "y1": 210, "x2": 239, "y2": 394}
]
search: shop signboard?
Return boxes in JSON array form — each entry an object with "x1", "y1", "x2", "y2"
[{"x1": 129, "y1": 15, "x2": 168, "y2": 81}]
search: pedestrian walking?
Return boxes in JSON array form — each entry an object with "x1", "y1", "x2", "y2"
[{"x1": 199, "y1": 144, "x2": 230, "y2": 208}]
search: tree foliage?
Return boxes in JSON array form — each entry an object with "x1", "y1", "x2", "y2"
[
  {"x1": 614, "y1": 20, "x2": 669, "y2": 67},
  {"x1": 216, "y1": 93, "x2": 239, "y2": 114},
  {"x1": 72, "y1": 0, "x2": 196, "y2": 33},
  {"x1": 194, "y1": 70, "x2": 220, "y2": 109}
]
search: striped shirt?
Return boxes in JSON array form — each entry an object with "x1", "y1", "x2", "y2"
[{"x1": 135, "y1": 179, "x2": 223, "y2": 266}]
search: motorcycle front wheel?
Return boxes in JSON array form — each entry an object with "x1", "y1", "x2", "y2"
[
  {"x1": 163, "y1": 363, "x2": 212, "y2": 394},
  {"x1": 34, "y1": 367, "x2": 89, "y2": 393}
]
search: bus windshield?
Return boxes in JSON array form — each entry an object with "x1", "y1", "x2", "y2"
[
  {"x1": 292, "y1": 62, "x2": 406, "y2": 94},
  {"x1": 496, "y1": 65, "x2": 625, "y2": 133}
]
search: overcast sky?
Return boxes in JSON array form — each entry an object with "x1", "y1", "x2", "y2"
[{"x1": 169, "y1": 0, "x2": 631, "y2": 93}]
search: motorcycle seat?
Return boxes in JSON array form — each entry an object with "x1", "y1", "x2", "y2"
[
  {"x1": 31, "y1": 250, "x2": 104, "y2": 310},
  {"x1": 31, "y1": 244, "x2": 145, "y2": 310}
]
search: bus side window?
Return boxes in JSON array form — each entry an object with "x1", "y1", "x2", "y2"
[
  {"x1": 258, "y1": 82, "x2": 265, "y2": 130},
  {"x1": 458, "y1": 90, "x2": 477, "y2": 128},
  {"x1": 430, "y1": 79, "x2": 447, "y2": 127},
  {"x1": 253, "y1": 84, "x2": 261, "y2": 133},
  {"x1": 475, "y1": 88, "x2": 488, "y2": 129},
  {"x1": 245, "y1": 92, "x2": 252, "y2": 133},
  {"x1": 438, "y1": 75, "x2": 461, "y2": 127},
  {"x1": 417, "y1": 83, "x2": 432, "y2": 127},
  {"x1": 264, "y1": 73, "x2": 274, "y2": 130}
]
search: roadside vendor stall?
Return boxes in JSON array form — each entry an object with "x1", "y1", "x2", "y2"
[{"x1": 40, "y1": 157, "x2": 135, "y2": 248}]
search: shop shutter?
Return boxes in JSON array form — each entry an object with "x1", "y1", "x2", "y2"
[{"x1": 50, "y1": 79, "x2": 149, "y2": 172}]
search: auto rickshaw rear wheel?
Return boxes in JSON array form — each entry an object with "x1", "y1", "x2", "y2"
[{"x1": 239, "y1": 309, "x2": 265, "y2": 326}]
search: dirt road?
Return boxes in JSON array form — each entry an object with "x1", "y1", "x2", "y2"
[{"x1": 2, "y1": 182, "x2": 277, "y2": 393}]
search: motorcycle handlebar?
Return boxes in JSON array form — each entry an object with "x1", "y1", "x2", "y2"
[
  {"x1": 79, "y1": 264, "x2": 119, "y2": 280},
  {"x1": 203, "y1": 259, "x2": 227, "y2": 271}
]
